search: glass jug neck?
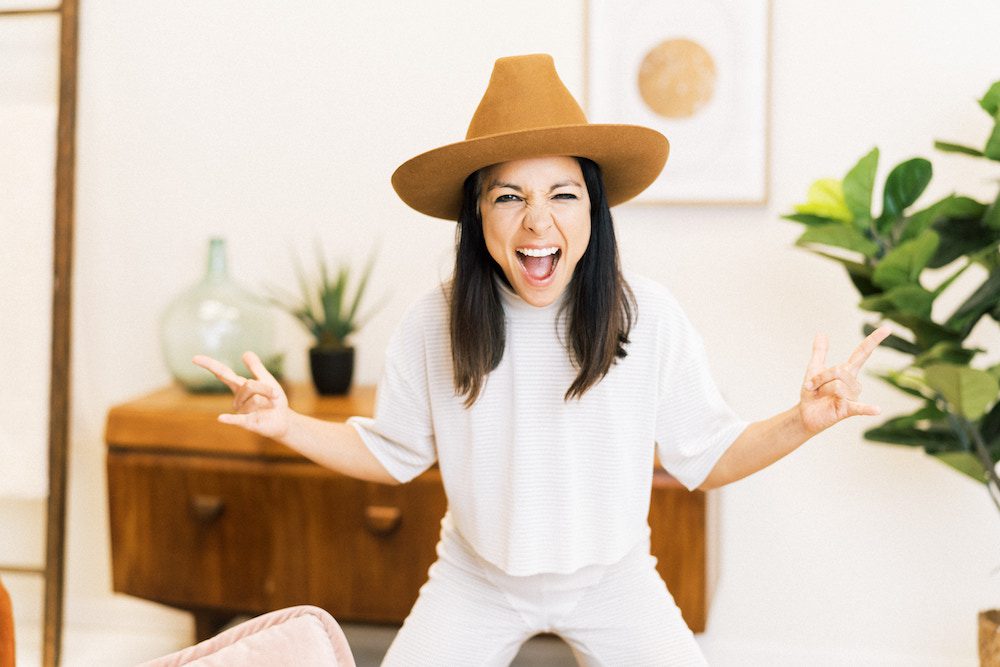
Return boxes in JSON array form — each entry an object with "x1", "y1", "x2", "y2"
[{"x1": 205, "y1": 238, "x2": 228, "y2": 281}]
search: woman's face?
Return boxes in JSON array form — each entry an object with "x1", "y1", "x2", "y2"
[{"x1": 479, "y1": 156, "x2": 591, "y2": 308}]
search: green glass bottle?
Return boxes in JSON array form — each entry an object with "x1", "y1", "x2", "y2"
[{"x1": 160, "y1": 238, "x2": 283, "y2": 392}]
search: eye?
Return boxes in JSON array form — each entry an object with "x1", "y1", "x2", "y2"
[
  {"x1": 495, "y1": 193, "x2": 521, "y2": 203},
  {"x1": 553, "y1": 193, "x2": 578, "y2": 200}
]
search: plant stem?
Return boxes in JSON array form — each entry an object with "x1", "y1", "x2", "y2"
[
  {"x1": 968, "y1": 418, "x2": 1000, "y2": 512},
  {"x1": 943, "y1": 401, "x2": 1000, "y2": 516}
]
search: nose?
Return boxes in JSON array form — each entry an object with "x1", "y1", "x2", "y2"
[{"x1": 522, "y1": 204, "x2": 553, "y2": 235}]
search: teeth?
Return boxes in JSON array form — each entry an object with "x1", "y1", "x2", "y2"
[{"x1": 517, "y1": 247, "x2": 559, "y2": 257}]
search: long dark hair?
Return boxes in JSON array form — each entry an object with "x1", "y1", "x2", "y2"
[{"x1": 449, "y1": 157, "x2": 635, "y2": 407}]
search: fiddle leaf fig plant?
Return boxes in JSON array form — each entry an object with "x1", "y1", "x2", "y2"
[{"x1": 783, "y1": 79, "x2": 1000, "y2": 512}]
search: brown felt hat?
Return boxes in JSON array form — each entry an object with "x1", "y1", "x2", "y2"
[{"x1": 391, "y1": 53, "x2": 670, "y2": 221}]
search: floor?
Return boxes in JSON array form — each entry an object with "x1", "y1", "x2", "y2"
[
  {"x1": 341, "y1": 623, "x2": 578, "y2": 666},
  {"x1": 9, "y1": 594, "x2": 965, "y2": 666},
  {"x1": 13, "y1": 617, "x2": 579, "y2": 666},
  {"x1": 12, "y1": 621, "x2": 968, "y2": 666}
]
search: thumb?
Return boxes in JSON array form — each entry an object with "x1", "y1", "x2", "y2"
[{"x1": 848, "y1": 401, "x2": 881, "y2": 417}]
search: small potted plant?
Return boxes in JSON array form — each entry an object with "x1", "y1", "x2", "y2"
[{"x1": 269, "y1": 242, "x2": 383, "y2": 395}]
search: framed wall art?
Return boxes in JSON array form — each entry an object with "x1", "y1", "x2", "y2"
[{"x1": 585, "y1": 0, "x2": 770, "y2": 205}]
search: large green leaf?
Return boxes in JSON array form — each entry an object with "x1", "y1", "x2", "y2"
[
  {"x1": 912, "y1": 341, "x2": 983, "y2": 368},
  {"x1": 858, "y1": 284, "x2": 935, "y2": 319},
  {"x1": 843, "y1": 147, "x2": 879, "y2": 222},
  {"x1": 881, "y1": 402, "x2": 948, "y2": 428},
  {"x1": 847, "y1": 270, "x2": 880, "y2": 297},
  {"x1": 930, "y1": 451, "x2": 988, "y2": 483},
  {"x1": 928, "y1": 214, "x2": 996, "y2": 268},
  {"x1": 794, "y1": 179, "x2": 853, "y2": 222},
  {"x1": 982, "y1": 81, "x2": 1000, "y2": 161},
  {"x1": 981, "y1": 399, "x2": 1000, "y2": 447},
  {"x1": 813, "y1": 253, "x2": 875, "y2": 279},
  {"x1": 865, "y1": 323, "x2": 921, "y2": 354},
  {"x1": 864, "y1": 421, "x2": 961, "y2": 450},
  {"x1": 796, "y1": 223, "x2": 880, "y2": 258},
  {"x1": 934, "y1": 140, "x2": 985, "y2": 157},
  {"x1": 782, "y1": 213, "x2": 843, "y2": 227},
  {"x1": 883, "y1": 312, "x2": 963, "y2": 350},
  {"x1": 944, "y1": 269, "x2": 1000, "y2": 336},
  {"x1": 874, "y1": 367, "x2": 932, "y2": 398},
  {"x1": 984, "y1": 190, "x2": 1000, "y2": 231},
  {"x1": 945, "y1": 195, "x2": 990, "y2": 218},
  {"x1": 899, "y1": 196, "x2": 949, "y2": 244},
  {"x1": 980, "y1": 81, "x2": 1000, "y2": 116},
  {"x1": 881, "y1": 158, "x2": 933, "y2": 221},
  {"x1": 924, "y1": 363, "x2": 1000, "y2": 420},
  {"x1": 809, "y1": 250, "x2": 880, "y2": 296},
  {"x1": 864, "y1": 404, "x2": 977, "y2": 483},
  {"x1": 901, "y1": 194, "x2": 984, "y2": 244},
  {"x1": 872, "y1": 229, "x2": 939, "y2": 289},
  {"x1": 985, "y1": 121, "x2": 1000, "y2": 161}
]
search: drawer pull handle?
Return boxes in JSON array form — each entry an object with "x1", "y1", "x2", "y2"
[
  {"x1": 364, "y1": 506, "x2": 402, "y2": 535},
  {"x1": 190, "y1": 495, "x2": 225, "y2": 523}
]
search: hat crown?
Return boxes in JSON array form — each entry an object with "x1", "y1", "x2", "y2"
[{"x1": 465, "y1": 54, "x2": 588, "y2": 140}]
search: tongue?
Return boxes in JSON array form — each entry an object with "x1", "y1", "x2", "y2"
[{"x1": 521, "y1": 254, "x2": 555, "y2": 279}]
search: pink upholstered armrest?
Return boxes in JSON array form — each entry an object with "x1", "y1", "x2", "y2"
[{"x1": 141, "y1": 605, "x2": 355, "y2": 667}]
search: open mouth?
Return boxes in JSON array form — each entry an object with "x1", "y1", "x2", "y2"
[{"x1": 516, "y1": 247, "x2": 561, "y2": 283}]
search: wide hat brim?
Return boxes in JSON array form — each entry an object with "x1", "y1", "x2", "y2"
[{"x1": 391, "y1": 124, "x2": 669, "y2": 221}]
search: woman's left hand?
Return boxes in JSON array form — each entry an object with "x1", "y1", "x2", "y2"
[{"x1": 798, "y1": 325, "x2": 892, "y2": 435}]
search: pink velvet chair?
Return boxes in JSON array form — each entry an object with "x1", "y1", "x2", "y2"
[{"x1": 141, "y1": 605, "x2": 355, "y2": 666}]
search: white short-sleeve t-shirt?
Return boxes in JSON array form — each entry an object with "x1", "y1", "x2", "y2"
[{"x1": 347, "y1": 271, "x2": 749, "y2": 576}]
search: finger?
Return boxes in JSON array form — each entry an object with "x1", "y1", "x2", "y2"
[
  {"x1": 804, "y1": 333, "x2": 828, "y2": 383},
  {"x1": 846, "y1": 400, "x2": 881, "y2": 417},
  {"x1": 233, "y1": 378, "x2": 279, "y2": 411},
  {"x1": 813, "y1": 377, "x2": 862, "y2": 400},
  {"x1": 847, "y1": 325, "x2": 892, "y2": 373},
  {"x1": 241, "y1": 393, "x2": 273, "y2": 413},
  {"x1": 192, "y1": 355, "x2": 246, "y2": 392},
  {"x1": 805, "y1": 365, "x2": 855, "y2": 392},
  {"x1": 813, "y1": 370, "x2": 861, "y2": 394},
  {"x1": 243, "y1": 351, "x2": 278, "y2": 384},
  {"x1": 218, "y1": 412, "x2": 259, "y2": 429}
]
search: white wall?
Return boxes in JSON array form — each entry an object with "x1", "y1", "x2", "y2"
[{"x1": 3, "y1": 1, "x2": 1000, "y2": 664}]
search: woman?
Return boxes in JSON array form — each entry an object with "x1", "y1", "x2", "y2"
[{"x1": 195, "y1": 54, "x2": 890, "y2": 665}]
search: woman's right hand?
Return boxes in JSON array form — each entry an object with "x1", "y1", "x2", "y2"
[{"x1": 192, "y1": 351, "x2": 291, "y2": 439}]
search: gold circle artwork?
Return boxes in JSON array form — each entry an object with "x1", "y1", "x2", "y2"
[{"x1": 637, "y1": 38, "x2": 717, "y2": 119}]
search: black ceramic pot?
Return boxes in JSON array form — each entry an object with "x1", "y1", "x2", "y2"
[{"x1": 309, "y1": 346, "x2": 354, "y2": 395}]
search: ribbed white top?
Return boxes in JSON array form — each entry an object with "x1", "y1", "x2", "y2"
[{"x1": 347, "y1": 272, "x2": 749, "y2": 576}]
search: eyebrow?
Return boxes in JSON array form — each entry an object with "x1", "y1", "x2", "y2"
[{"x1": 486, "y1": 179, "x2": 583, "y2": 193}]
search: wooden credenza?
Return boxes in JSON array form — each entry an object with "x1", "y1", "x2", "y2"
[{"x1": 105, "y1": 384, "x2": 712, "y2": 641}]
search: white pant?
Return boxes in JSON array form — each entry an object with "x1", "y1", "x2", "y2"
[{"x1": 381, "y1": 524, "x2": 707, "y2": 666}]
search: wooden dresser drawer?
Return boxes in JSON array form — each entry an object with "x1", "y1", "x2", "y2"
[
  {"x1": 107, "y1": 450, "x2": 447, "y2": 621},
  {"x1": 105, "y1": 384, "x2": 713, "y2": 640},
  {"x1": 649, "y1": 470, "x2": 709, "y2": 631}
]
